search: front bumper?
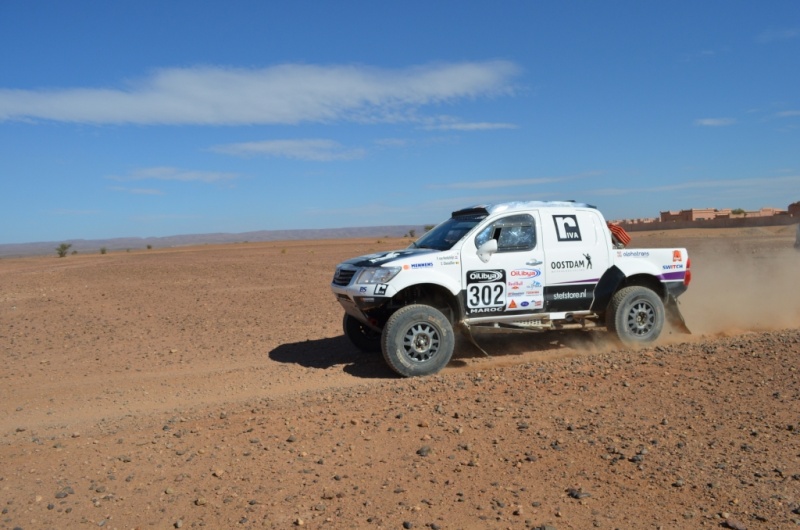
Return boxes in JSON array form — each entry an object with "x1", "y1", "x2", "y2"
[{"x1": 331, "y1": 265, "x2": 396, "y2": 325}]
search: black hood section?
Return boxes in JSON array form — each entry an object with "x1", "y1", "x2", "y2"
[{"x1": 342, "y1": 248, "x2": 438, "y2": 267}]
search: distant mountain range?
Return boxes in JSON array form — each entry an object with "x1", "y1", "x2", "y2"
[{"x1": 0, "y1": 225, "x2": 426, "y2": 258}]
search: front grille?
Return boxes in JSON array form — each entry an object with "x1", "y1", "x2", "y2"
[{"x1": 333, "y1": 267, "x2": 357, "y2": 286}]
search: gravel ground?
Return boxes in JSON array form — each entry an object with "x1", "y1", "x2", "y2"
[{"x1": 1, "y1": 226, "x2": 798, "y2": 529}]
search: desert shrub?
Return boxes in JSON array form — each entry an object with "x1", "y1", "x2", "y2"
[
  {"x1": 56, "y1": 243, "x2": 72, "y2": 258},
  {"x1": 100, "y1": 247, "x2": 107, "y2": 255}
]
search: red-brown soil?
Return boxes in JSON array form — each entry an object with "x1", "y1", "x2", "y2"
[{"x1": 1, "y1": 226, "x2": 799, "y2": 529}]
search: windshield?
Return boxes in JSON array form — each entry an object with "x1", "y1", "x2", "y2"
[{"x1": 411, "y1": 214, "x2": 486, "y2": 251}]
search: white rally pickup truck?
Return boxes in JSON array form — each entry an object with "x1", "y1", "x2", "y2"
[{"x1": 331, "y1": 201, "x2": 691, "y2": 377}]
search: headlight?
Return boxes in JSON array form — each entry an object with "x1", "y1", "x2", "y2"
[{"x1": 355, "y1": 266, "x2": 401, "y2": 284}]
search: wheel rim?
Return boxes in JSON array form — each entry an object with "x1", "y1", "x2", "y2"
[
  {"x1": 626, "y1": 300, "x2": 656, "y2": 336},
  {"x1": 402, "y1": 322, "x2": 441, "y2": 363}
]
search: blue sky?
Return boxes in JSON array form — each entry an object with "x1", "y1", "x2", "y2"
[{"x1": 1, "y1": 1, "x2": 798, "y2": 244}]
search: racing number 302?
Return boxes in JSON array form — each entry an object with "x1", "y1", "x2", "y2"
[{"x1": 468, "y1": 284, "x2": 504, "y2": 308}]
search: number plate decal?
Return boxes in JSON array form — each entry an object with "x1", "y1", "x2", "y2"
[{"x1": 466, "y1": 270, "x2": 507, "y2": 314}]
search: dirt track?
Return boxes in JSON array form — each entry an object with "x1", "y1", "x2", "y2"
[{"x1": 1, "y1": 227, "x2": 799, "y2": 529}]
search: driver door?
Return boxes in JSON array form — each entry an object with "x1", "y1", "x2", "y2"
[{"x1": 460, "y1": 212, "x2": 546, "y2": 317}]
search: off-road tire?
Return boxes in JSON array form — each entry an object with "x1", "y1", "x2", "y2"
[
  {"x1": 606, "y1": 286, "x2": 665, "y2": 345},
  {"x1": 343, "y1": 314, "x2": 382, "y2": 353},
  {"x1": 381, "y1": 304, "x2": 455, "y2": 377}
]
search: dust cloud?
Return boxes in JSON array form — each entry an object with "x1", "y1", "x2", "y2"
[{"x1": 668, "y1": 232, "x2": 800, "y2": 336}]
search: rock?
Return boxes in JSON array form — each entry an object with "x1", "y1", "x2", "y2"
[
  {"x1": 567, "y1": 488, "x2": 591, "y2": 499},
  {"x1": 724, "y1": 519, "x2": 747, "y2": 530},
  {"x1": 416, "y1": 445, "x2": 432, "y2": 457}
]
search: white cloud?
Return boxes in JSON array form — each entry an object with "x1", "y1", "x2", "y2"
[
  {"x1": 428, "y1": 171, "x2": 603, "y2": 190},
  {"x1": 588, "y1": 175, "x2": 800, "y2": 196},
  {"x1": 212, "y1": 139, "x2": 365, "y2": 161},
  {"x1": 303, "y1": 193, "x2": 566, "y2": 222},
  {"x1": 422, "y1": 122, "x2": 517, "y2": 131},
  {"x1": 373, "y1": 138, "x2": 411, "y2": 148},
  {"x1": 649, "y1": 175, "x2": 800, "y2": 193},
  {"x1": 107, "y1": 167, "x2": 238, "y2": 182},
  {"x1": 109, "y1": 186, "x2": 164, "y2": 195},
  {"x1": 694, "y1": 118, "x2": 736, "y2": 127},
  {"x1": 51, "y1": 208, "x2": 102, "y2": 216},
  {"x1": 776, "y1": 110, "x2": 800, "y2": 118},
  {"x1": 0, "y1": 61, "x2": 520, "y2": 125},
  {"x1": 305, "y1": 203, "x2": 408, "y2": 218},
  {"x1": 756, "y1": 28, "x2": 800, "y2": 43}
]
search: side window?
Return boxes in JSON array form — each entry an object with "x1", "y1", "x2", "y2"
[{"x1": 474, "y1": 214, "x2": 536, "y2": 252}]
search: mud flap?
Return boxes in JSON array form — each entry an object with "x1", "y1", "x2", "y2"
[
  {"x1": 459, "y1": 323, "x2": 491, "y2": 357},
  {"x1": 666, "y1": 295, "x2": 691, "y2": 334}
]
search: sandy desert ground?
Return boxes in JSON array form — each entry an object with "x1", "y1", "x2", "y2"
[{"x1": 1, "y1": 225, "x2": 799, "y2": 530}]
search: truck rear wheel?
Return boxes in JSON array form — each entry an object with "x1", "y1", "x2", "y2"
[
  {"x1": 343, "y1": 314, "x2": 382, "y2": 353},
  {"x1": 381, "y1": 304, "x2": 455, "y2": 377},
  {"x1": 607, "y1": 286, "x2": 665, "y2": 344}
]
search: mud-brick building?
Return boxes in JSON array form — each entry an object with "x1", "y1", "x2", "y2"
[
  {"x1": 789, "y1": 201, "x2": 800, "y2": 217},
  {"x1": 660, "y1": 208, "x2": 727, "y2": 222},
  {"x1": 660, "y1": 206, "x2": 792, "y2": 222}
]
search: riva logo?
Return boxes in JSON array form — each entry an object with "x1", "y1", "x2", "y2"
[{"x1": 553, "y1": 215, "x2": 582, "y2": 241}]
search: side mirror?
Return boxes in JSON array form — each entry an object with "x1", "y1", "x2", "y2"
[{"x1": 476, "y1": 239, "x2": 498, "y2": 263}]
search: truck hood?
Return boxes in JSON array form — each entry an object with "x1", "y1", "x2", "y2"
[{"x1": 340, "y1": 248, "x2": 440, "y2": 268}]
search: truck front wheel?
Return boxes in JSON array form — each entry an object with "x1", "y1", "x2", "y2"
[
  {"x1": 607, "y1": 286, "x2": 665, "y2": 344},
  {"x1": 381, "y1": 304, "x2": 455, "y2": 377}
]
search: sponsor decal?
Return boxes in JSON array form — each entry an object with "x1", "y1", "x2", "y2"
[
  {"x1": 663, "y1": 264, "x2": 685, "y2": 270},
  {"x1": 437, "y1": 254, "x2": 459, "y2": 261},
  {"x1": 466, "y1": 270, "x2": 507, "y2": 313},
  {"x1": 506, "y1": 297, "x2": 540, "y2": 311},
  {"x1": 618, "y1": 250, "x2": 651, "y2": 258},
  {"x1": 374, "y1": 284, "x2": 388, "y2": 296},
  {"x1": 553, "y1": 214, "x2": 582, "y2": 242},
  {"x1": 672, "y1": 250, "x2": 682, "y2": 263},
  {"x1": 507, "y1": 280, "x2": 524, "y2": 290},
  {"x1": 438, "y1": 260, "x2": 459, "y2": 266},
  {"x1": 410, "y1": 262, "x2": 433, "y2": 269},
  {"x1": 551, "y1": 254, "x2": 591, "y2": 270},
  {"x1": 527, "y1": 280, "x2": 542, "y2": 288},
  {"x1": 545, "y1": 285, "x2": 595, "y2": 309},
  {"x1": 359, "y1": 287, "x2": 367, "y2": 293},
  {"x1": 468, "y1": 270, "x2": 504, "y2": 282},
  {"x1": 551, "y1": 289, "x2": 589, "y2": 300},
  {"x1": 525, "y1": 290, "x2": 542, "y2": 296},
  {"x1": 470, "y1": 306, "x2": 504, "y2": 314},
  {"x1": 510, "y1": 268, "x2": 542, "y2": 278},
  {"x1": 507, "y1": 291, "x2": 524, "y2": 298}
]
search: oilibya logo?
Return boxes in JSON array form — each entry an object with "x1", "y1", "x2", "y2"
[{"x1": 553, "y1": 215, "x2": 582, "y2": 242}]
